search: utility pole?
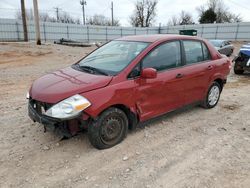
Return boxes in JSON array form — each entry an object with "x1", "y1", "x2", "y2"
[
  {"x1": 111, "y1": 1, "x2": 114, "y2": 26},
  {"x1": 54, "y1": 7, "x2": 61, "y2": 22},
  {"x1": 21, "y1": 0, "x2": 28, "y2": 41},
  {"x1": 33, "y1": 0, "x2": 41, "y2": 45},
  {"x1": 80, "y1": 0, "x2": 87, "y2": 25}
]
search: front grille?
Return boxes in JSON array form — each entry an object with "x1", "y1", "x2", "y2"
[{"x1": 29, "y1": 98, "x2": 53, "y2": 115}]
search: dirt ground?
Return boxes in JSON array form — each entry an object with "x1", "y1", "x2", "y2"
[{"x1": 0, "y1": 41, "x2": 249, "y2": 188}]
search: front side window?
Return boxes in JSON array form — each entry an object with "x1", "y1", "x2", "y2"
[
  {"x1": 142, "y1": 41, "x2": 182, "y2": 71},
  {"x1": 183, "y1": 41, "x2": 204, "y2": 64},
  {"x1": 77, "y1": 40, "x2": 149, "y2": 75}
]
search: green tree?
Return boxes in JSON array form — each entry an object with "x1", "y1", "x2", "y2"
[
  {"x1": 199, "y1": 8, "x2": 217, "y2": 23},
  {"x1": 197, "y1": 0, "x2": 242, "y2": 23}
]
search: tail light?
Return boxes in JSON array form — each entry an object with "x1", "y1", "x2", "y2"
[{"x1": 227, "y1": 59, "x2": 232, "y2": 69}]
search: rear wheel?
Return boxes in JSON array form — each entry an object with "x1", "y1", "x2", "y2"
[
  {"x1": 234, "y1": 61, "x2": 244, "y2": 75},
  {"x1": 88, "y1": 107, "x2": 128, "y2": 149},
  {"x1": 202, "y1": 82, "x2": 221, "y2": 109}
]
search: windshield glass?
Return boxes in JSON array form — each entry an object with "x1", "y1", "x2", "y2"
[
  {"x1": 77, "y1": 40, "x2": 150, "y2": 75},
  {"x1": 210, "y1": 40, "x2": 222, "y2": 47}
]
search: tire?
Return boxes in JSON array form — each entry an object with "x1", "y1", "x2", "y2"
[
  {"x1": 234, "y1": 61, "x2": 244, "y2": 75},
  {"x1": 227, "y1": 49, "x2": 233, "y2": 57},
  {"x1": 202, "y1": 82, "x2": 221, "y2": 109},
  {"x1": 88, "y1": 107, "x2": 128, "y2": 149},
  {"x1": 230, "y1": 49, "x2": 234, "y2": 56}
]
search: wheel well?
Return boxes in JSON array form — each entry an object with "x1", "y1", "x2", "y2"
[
  {"x1": 214, "y1": 78, "x2": 224, "y2": 90},
  {"x1": 111, "y1": 104, "x2": 138, "y2": 130}
]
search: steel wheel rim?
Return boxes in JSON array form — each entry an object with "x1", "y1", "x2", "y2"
[
  {"x1": 208, "y1": 85, "x2": 220, "y2": 106},
  {"x1": 100, "y1": 116, "x2": 124, "y2": 145}
]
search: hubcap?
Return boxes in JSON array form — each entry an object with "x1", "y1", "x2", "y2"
[
  {"x1": 208, "y1": 85, "x2": 220, "y2": 106},
  {"x1": 100, "y1": 116, "x2": 123, "y2": 145}
]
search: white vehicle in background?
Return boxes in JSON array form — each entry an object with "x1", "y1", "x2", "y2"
[{"x1": 210, "y1": 40, "x2": 234, "y2": 57}]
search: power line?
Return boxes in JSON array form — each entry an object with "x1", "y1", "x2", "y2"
[
  {"x1": 21, "y1": 0, "x2": 28, "y2": 41},
  {"x1": 53, "y1": 7, "x2": 62, "y2": 22},
  {"x1": 227, "y1": 0, "x2": 250, "y2": 11},
  {"x1": 80, "y1": 0, "x2": 87, "y2": 25},
  {"x1": 111, "y1": 1, "x2": 114, "y2": 26},
  {"x1": 33, "y1": 0, "x2": 41, "y2": 45}
]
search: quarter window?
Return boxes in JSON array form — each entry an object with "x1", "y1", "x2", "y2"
[{"x1": 142, "y1": 41, "x2": 182, "y2": 71}]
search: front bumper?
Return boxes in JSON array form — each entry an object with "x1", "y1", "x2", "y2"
[
  {"x1": 28, "y1": 102, "x2": 60, "y2": 131},
  {"x1": 28, "y1": 101, "x2": 85, "y2": 137}
]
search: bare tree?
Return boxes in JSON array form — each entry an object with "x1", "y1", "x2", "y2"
[
  {"x1": 179, "y1": 11, "x2": 194, "y2": 25},
  {"x1": 167, "y1": 11, "x2": 194, "y2": 26},
  {"x1": 167, "y1": 15, "x2": 178, "y2": 26},
  {"x1": 15, "y1": 9, "x2": 80, "y2": 24},
  {"x1": 197, "y1": 0, "x2": 242, "y2": 23},
  {"x1": 86, "y1": 14, "x2": 120, "y2": 26},
  {"x1": 58, "y1": 12, "x2": 80, "y2": 24},
  {"x1": 130, "y1": 0, "x2": 158, "y2": 27}
]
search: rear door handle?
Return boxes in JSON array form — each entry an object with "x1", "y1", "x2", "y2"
[
  {"x1": 176, "y1": 73, "x2": 184, "y2": 78},
  {"x1": 207, "y1": 65, "x2": 213, "y2": 70}
]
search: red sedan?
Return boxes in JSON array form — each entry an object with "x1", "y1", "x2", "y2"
[{"x1": 27, "y1": 34, "x2": 231, "y2": 149}]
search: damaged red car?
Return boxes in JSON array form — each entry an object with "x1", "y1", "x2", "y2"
[{"x1": 27, "y1": 34, "x2": 231, "y2": 149}]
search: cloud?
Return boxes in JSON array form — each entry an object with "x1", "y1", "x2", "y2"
[{"x1": 0, "y1": 0, "x2": 249, "y2": 25}]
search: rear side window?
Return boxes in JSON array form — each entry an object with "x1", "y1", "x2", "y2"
[
  {"x1": 142, "y1": 41, "x2": 182, "y2": 71},
  {"x1": 183, "y1": 41, "x2": 204, "y2": 64}
]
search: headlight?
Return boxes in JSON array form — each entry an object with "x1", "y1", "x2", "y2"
[
  {"x1": 45, "y1": 94, "x2": 91, "y2": 119},
  {"x1": 26, "y1": 92, "x2": 30, "y2": 99}
]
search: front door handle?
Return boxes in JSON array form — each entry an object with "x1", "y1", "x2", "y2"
[
  {"x1": 207, "y1": 65, "x2": 213, "y2": 70},
  {"x1": 176, "y1": 73, "x2": 184, "y2": 78}
]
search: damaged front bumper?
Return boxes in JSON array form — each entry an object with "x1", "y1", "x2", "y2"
[{"x1": 28, "y1": 101, "x2": 88, "y2": 138}]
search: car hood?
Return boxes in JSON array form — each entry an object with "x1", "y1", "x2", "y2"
[{"x1": 30, "y1": 66, "x2": 113, "y2": 103}]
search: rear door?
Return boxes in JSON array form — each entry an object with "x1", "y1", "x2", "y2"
[
  {"x1": 134, "y1": 40, "x2": 187, "y2": 121},
  {"x1": 181, "y1": 40, "x2": 213, "y2": 105}
]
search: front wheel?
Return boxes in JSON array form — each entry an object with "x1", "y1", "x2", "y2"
[
  {"x1": 88, "y1": 107, "x2": 128, "y2": 149},
  {"x1": 202, "y1": 82, "x2": 221, "y2": 109}
]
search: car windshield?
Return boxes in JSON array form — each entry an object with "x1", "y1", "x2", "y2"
[
  {"x1": 210, "y1": 40, "x2": 223, "y2": 47},
  {"x1": 77, "y1": 40, "x2": 150, "y2": 76}
]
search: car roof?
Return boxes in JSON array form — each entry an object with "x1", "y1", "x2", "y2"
[{"x1": 115, "y1": 34, "x2": 202, "y2": 43}]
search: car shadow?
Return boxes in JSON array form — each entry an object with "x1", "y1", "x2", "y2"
[
  {"x1": 242, "y1": 72, "x2": 250, "y2": 76},
  {"x1": 66, "y1": 103, "x2": 201, "y2": 146}
]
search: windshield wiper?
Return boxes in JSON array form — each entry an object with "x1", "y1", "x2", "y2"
[{"x1": 79, "y1": 65, "x2": 109, "y2": 76}]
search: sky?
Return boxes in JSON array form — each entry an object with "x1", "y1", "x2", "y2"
[{"x1": 0, "y1": 0, "x2": 250, "y2": 26}]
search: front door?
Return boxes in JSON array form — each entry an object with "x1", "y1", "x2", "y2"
[{"x1": 134, "y1": 41, "x2": 187, "y2": 121}]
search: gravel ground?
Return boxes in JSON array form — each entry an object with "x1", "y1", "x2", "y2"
[{"x1": 0, "y1": 41, "x2": 249, "y2": 188}]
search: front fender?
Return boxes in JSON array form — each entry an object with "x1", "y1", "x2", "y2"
[{"x1": 81, "y1": 81, "x2": 137, "y2": 119}]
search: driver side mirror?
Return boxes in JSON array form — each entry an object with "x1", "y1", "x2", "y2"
[{"x1": 141, "y1": 68, "x2": 157, "y2": 79}]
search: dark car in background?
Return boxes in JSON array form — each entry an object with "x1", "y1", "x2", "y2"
[
  {"x1": 210, "y1": 40, "x2": 234, "y2": 57},
  {"x1": 234, "y1": 43, "x2": 250, "y2": 74}
]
